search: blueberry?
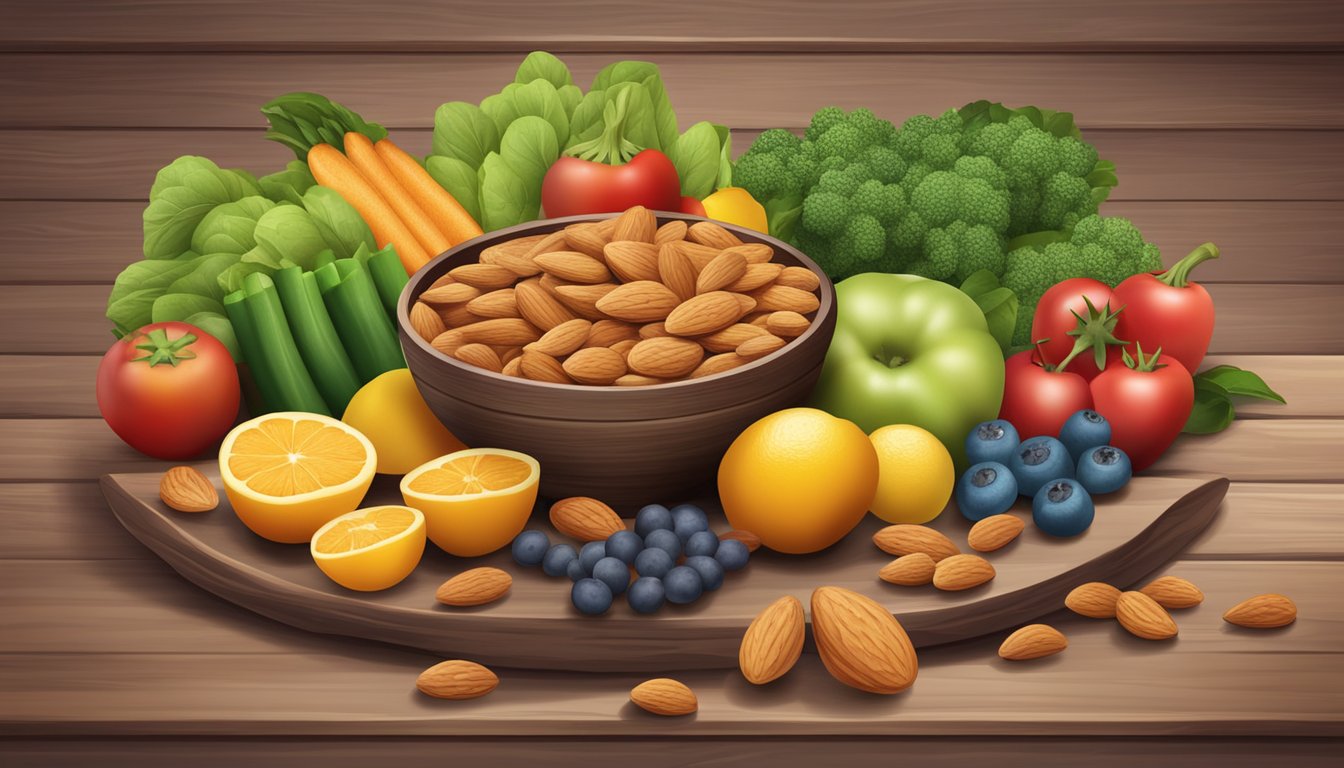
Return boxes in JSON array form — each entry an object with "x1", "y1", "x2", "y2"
[
  {"x1": 663, "y1": 565, "x2": 704, "y2": 604},
  {"x1": 634, "y1": 546, "x2": 675, "y2": 579},
  {"x1": 511, "y1": 530, "x2": 549, "y2": 567},
  {"x1": 1032, "y1": 478, "x2": 1095, "y2": 537},
  {"x1": 577, "y1": 540, "x2": 606, "y2": 574},
  {"x1": 1077, "y1": 445, "x2": 1132, "y2": 495},
  {"x1": 965, "y1": 419, "x2": 1021, "y2": 466},
  {"x1": 541, "y1": 543, "x2": 577, "y2": 577},
  {"x1": 605, "y1": 530, "x2": 644, "y2": 564},
  {"x1": 627, "y1": 577, "x2": 666, "y2": 614},
  {"x1": 571, "y1": 577, "x2": 613, "y2": 615},
  {"x1": 1059, "y1": 409, "x2": 1112, "y2": 463},
  {"x1": 592, "y1": 556, "x2": 631, "y2": 596},
  {"x1": 566, "y1": 558, "x2": 586, "y2": 582},
  {"x1": 1009, "y1": 436, "x2": 1074, "y2": 497},
  {"x1": 955, "y1": 461, "x2": 1019, "y2": 521},
  {"x1": 714, "y1": 539, "x2": 750, "y2": 571},
  {"x1": 684, "y1": 555, "x2": 725, "y2": 592},
  {"x1": 670, "y1": 504, "x2": 709, "y2": 542},
  {"x1": 634, "y1": 504, "x2": 673, "y2": 538},
  {"x1": 684, "y1": 530, "x2": 720, "y2": 558},
  {"x1": 644, "y1": 528, "x2": 682, "y2": 560}
]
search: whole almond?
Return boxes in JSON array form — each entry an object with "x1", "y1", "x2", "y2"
[
  {"x1": 776, "y1": 265, "x2": 821, "y2": 291},
  {"x1": 159, "y1": 466, "x2": 218, "y2": 512},
  {"x1": 630, "y1": 678, "x2": 696, "y2": 716},
  {"x1": 639, "y1": 322, "x2": 670, "y2": 340},
  {"x1": 1065, "y1": 582, "x2": 1122, "y2": 619},
  {"x1": 654, "y1": 219, "x2": 688, "y2": 245},
  {"x1": 657, "y1": 243, "x2": 698, "y2": 301},
  {"x1": 526, "y1": 319, "x2": 592, "y2": 357},
  {"x1": 519, "y1": 350, "x2": 571, "y2": 383},
  {"x1": 594, "y1": 217, "x2": 618, "y2": 238},
  {"x1": 675, "y1": 241, "x2": 722, "y2": 272},
  {"x1": 736, "y1": 334, "x2": 786, "y2": 360},
  {"x1": 1223, "y1": 594, "x2": 1297, "y2": 628},
  {"x1": 410, "y1": 301, "x2": 447, "y2": 342},
  {"x1": 627, "y1": 337, "x2": 705, "y2": 379},
  {"x1": 490, "y1": 250, "x2": 543, "y2": 278},
  {"x1": 967, "y1": 514, "x2": 1026, "y2": 552},
  {"x1": 690, "y1": 352, "x2": 748, "y2": 379},
  {"x1": 696, "y1": 250, "x2": 749, "y2": 294},
  {"x1": 431, "y1": 328, "x2": 467, "y2": 356},
  {"x1": 1116, "y1": 591, "x2": 1179, "y2": 640},
  {"x1": 878, "y1": 552, "x2": 936, "y2": 586},
  {"x1": 438, "y1": 304, "x2": 480, "y2": 329},
  {"x1": 609, "y1": 338, "x2": 638, "y2": 359},
  {"x1": 499, "y1": 346, "x2": 524, "y2": 366},
  {"x1": 502, "y1": 357, "x2": 523, "y2": 377},
  {"x1": 480, "y1": 233, "x2": 544, "y2": 265},
  {"x1": 585, "y1": 319, "x2": 641, "y2": 348},
  {"x1": 466, "y1": 288, "x2": 519, "y2": 319},
  {"x1": 563, "y1": 347, "x2": 628, "y2": 385},
  {"x1": 766, "y1": 311, "x2": 811, "y2": 338},
  {"x1": 550, "y1": 497, "x2": 625, "y2": 541},
  {"x1": 460, "y1": 318, "x2": 542, "y2": 346},
  {"x1": 563, "y1": 223, "x2": 609, "y2": 260},
  {"x1": 416, "y1": 660, "x2": 498, "y2": 700},
  {"x1": 747, "y1": 312, "x2": 773, "y2": 328},
  {"x1": 1140, "y1": 576, "x2": 1205, "y2": 609},
  {"x1": 614, "y1": 373, "x2": 665, "y2": 387},
  {"x1": 726, "y1": 262, "x2": 784, "y2": 292},
  {"x1": 811, "y1": 586, "x2": 918, "y2": 694},
  {"x1": 449, "y1": 263, "x2": 517, "y2": 291},
  {"x1": 420, "y1": 282, "x2": 482, "y2": 305},
  {"x1": 699, "y1": 323, "x2": 766, "y2": 353},
  {"x1": 731, "y1": 292, "x2": 759, "y2": 315},
  {"x1": 933, "y1": 553, "x2": 996, "y2": 591},
  {"x1": 553, "y1": 283, "x2": 618, "y2": 320},
  {"x1": 739, "y1": 595, "x2": 805, "y2": 685},
  {"x1": 522, "y1": 230, "x2": 570, "y2": 260},
  {"x1": 537, "y1": 272, "x2": 568, "y2": 297},
  {"x1": 534, "y1": 251, "x2": 612, "y2": 284},
  {"x1": 751, "y1": 284, "x2": 820, "y2": 314},
  {"x1": 872, "y1": 524, "x2": 960, "y2": 562},
  {"x1": 612, "y1": 205, "x2": 657, "y2": 243},
  {"x1": 453, "y1": 343, "x2": 503, "y2": 373},
  {"x1": 514, "y1": 280, "x2": 577, "y2": 331},
  {"x1": 436, "y1": 567, "x2": 513, "y2": 607},
  {"x1": 720, "y1": 529, "x2": 762, "y2": 552},
  {"x1": 665, "y1": 291, "x2": 746, "y2": 336},
  {"x1": 596, "y1": 281, "x2": 681, "y2": 324},
  {"x1": 999, "y1": 624, "x2": 1068, "y2": 661},
  {"x1": 604, "y1": 241, "x2": 662, "y2": 283},
  {"x1": 688, "y1": 220, "x2": 743, "y2": 249},
  {"x1": 719, "y1": 242, "x2": 773, "y2": 265}
]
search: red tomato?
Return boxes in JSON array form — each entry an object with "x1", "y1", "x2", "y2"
[
  {"x1": 680, "y1": 196, "x2": 707, "y2": 217},
  {"x1": 96, "y1": 322, "x2": 240, "y2": 459},
  {"x1": 998, "y1": 349, "x2": 1094, "y2": 440},
  {"x1": 540, "y1": 149, "x2": 683, "y2": 217},
  {"x1": 1089, "y1": 348, "x2": 1194, "y2": 472},
  {"x1": 1112, "y1": 243, "x2": 1220, "y2": 374},
  {"x1": 1031, "y1": 277, "x2": 1122, "y2": 381}
]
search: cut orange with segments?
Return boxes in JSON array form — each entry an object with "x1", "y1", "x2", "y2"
[
  {"x1": 310, "y1": 505, "x2": 426, "y2": 591},
  {"x1": 219, "y1": 412, "x2": 377, "y2": 543},
  {"x1": 400, "y1": 448, "x2": 540, "y2": 557}
]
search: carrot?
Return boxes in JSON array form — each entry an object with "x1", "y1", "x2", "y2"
[
  {"x1": 308, "y1": 143, "x2": 431, "y2": 275},
  {"x1": 375, "y1": 138, "x2": 484, "y2": 246},
  {"x1": 343, "y1": 132, "x2": 452, "y2": 259}
]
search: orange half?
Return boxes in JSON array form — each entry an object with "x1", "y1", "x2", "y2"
[{"x1": 401, "y1": 448, "x2": 540, "y2": 557}]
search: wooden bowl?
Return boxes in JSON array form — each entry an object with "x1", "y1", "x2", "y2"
[{"x1": 398, "y1": 212, "x2": 837, "y2": 510}]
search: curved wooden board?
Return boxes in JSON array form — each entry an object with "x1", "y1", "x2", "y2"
[{"x1": 102, "y1": 472, "x2": 1226, "y2": 672}]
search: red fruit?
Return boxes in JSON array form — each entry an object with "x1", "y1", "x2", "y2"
[
  {"x1": 1032, "y1": 278, "x2": 1124, "y2": 381},
  {"x1": 679, "y1": 196, "x2": 707, "y2": 217},
  {"x1": 999, "y1": 348, "x2": 1094, "y2": 440},
  {"x1": 1113, "y1": 243, "x2": 1219, "y2": 374},
  {"x1": 1089, "y1": 346, "x2": 1194, "y2": 472},
  {"x1": 541, "y1": 149, "x2": 683, "y2": 218}
]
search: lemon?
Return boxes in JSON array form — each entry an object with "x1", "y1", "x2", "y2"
[
  {"x1": 219, "y1": 412, "x2": 377, "y2": 543},
  {"x1": 718, "y1": 408, "x2": 878, "y2": 554},
  {"x1": 401, "y1": 448, "x2": 540, "y2": 557},
  {"x1": 701, "y1": 187, "x2": 768, "y2": 234},
  {"x1": 869, "y1": 424, "x2": 955, "y2": 524},
  {"x1": 342, "y1": 368, "x2": 466, "y2": 475},
  {"x1": 311, "y1": 505, "x2": 426, "y2": 591}
]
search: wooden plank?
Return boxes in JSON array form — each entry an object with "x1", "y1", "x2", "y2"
[
  {"x1": 1196, "y1": 356, "x2": 1344, "y2": 420},
  {"x1": 2, "y1": 129, "x2": 1342, "y2": 203},
  {"x1": 6, "y1": 1, "x2": 1344, "y2": 51},
  {"x1": 6, "y1": 53, "x2": 1343, "y2": 130},
  {"x1": 0, "y1": 356, "x2": 101, "y2": 418},
  {"x1": 9, "y1": 201, "x2": 1341, "y2": 286},
  {"x1": 0, "y1": 482, "x2": 146, "y2": 560}
]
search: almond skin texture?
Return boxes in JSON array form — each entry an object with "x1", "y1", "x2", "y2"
[
  {"x1": 466, "y1": 288, "x2": 520, "y2": 319},
  {"x1": 410, "y1": 301, "x2": 448, "y2": 341},
  {"x1": 695, "y1": 250, "x2": 749, "y2": 294},
  {"x1": 614, "y1": 373, "x2": 666, "y2": 387},
  {"x1": 726, "y1": 263, "x2": 784, "y2": 292},
  {"x1": 603, "y1": 241, "x2": 662, "y2": 283},
  {"x1": 878, "y1": 552, "x2": 936, "y2": 586},
  {"x1": 674, "y1": 240, "x2": 723, "y2": 272},
  {"x1": 525, "y1": 318, "x2": 592, "y2": 357},
  {"x1": 453, "y1": 343, "x2": 503, "y2": 373},
  {"x1": 751, "y1": 284, "x2": 821, "y2": 314},
  {"x1": 612, "y1": 205, "x2": 657, "y2": 244},
  {"x1": 551, "y1": 283, "x2": 617, "y2": 321},
  {"x1": 872, "y1": 524, "x2": 960, "y2": 562},
  {"x1": 630, "y1": 678, "x2": 697, "y2": 716},
  {"x1": 595, "y1": 281, "x2": 681, "y2": 323},
  {"x1": 1116, "y1": 591, "x2": 1180, "y2": 640},
  {"x1": 720, "y1": 529, "x2": 762, "y2": 552},
  {"x1": 513, "y1": 281, "x2": 576, "y2": 331},
  {"x1": 654, "y1": 219, "x2": 688, "y2": 245},
  {"x1": 1065, "y1": 582, "x2": 1122, "y2": 619},
  {"x1": 1223, "y1": 594, "x2": 1297, "y2": 628},
  {"x1": 766, "y1": 311, "x2": 811, "y2": 338},
  {"x1": 720, "y1": 242, "x2": 774, "y2": 264},
  {"x1": 437, "y1": 304, "x2": 480, "y2": 329},
  {"x1": 932, "y1": 553, "x2": 996, "y2": 591},
  {"x1": 534, "y1": 251, "x2": 612, "y2": 284},
  {"x1": 563, "y1": 347, "x2": 628, "y2": 385},
  {"x1": 687, "y1": 220, "x2": 743, "y2": 249},
  {"x1": 626, "y1": 337, "x2": 705, "y2": 379},
  {"x1": 664, "y1": 291, "x2": 746, "y2": 336},
  {"x1": 436, "y1": 567, "x2": 513, "y2": 607},
  {"x1": 550, "y1": 497, "x2": 624, "y2": 541},
  {"x1": 739, "y1": 595, "x2": 806, "y2": 685},
  {"x1": 420, "y1": 282, "x2": 482, "y2": 305},
  {"x1": 584, "y1": 319, "x2": 642, "y2": 349},
  {"x1": 811, "y1": 586, "x2": 918, "y2": 694},
  {"x1": 657, "y1": 243, "x2": 698, "y2": 301},
  {"x1": 689, "y1": 352, "x2": 747, "y2": 379},
  {"x1": 160, "y1": 466, "x2": 218, "y2": 513},
  {"x1": 460, "y1": 318, "x2": 543, "y2": 347},
  {"x1": 776, "y1": 265, "x2": 822, "y2": 291},
  {"x1": 1140, "y1": 576, "x2": 1205, "y2": 609},
  {"x1": 698, "y1": 323, "x2": 766, "y2": 353},
  {"x1": 448, "y1": 263, "x2": 518, "y2": 291},
  {"x1": 416, "y1": 660, "x2": 498, "y2": 700},
  {"x1": 521, "y1": 229, "x2": 570, "y2": 260},
  {"x1": 736, "y1": 334, "x2": 786, "y2": 360},
  {"x1": 999, "y1": 624, "x2": 1068, "y2": 661},
  {"x1": 431, "y1": 329, "x2": 467, "y2": 356},
  {"x1": 518, "y1": 350, "x2": 571, "y2": 384},
  {"x1": 967, "y1": 514, "x2": 1026, "y2": 553},
  {"x1": 563, "y1": 223, "x2": 609, "y2": 260}
]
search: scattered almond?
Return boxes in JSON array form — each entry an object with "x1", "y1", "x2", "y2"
[
  {"x1": 726, "y1": 262, "x2": 783, "y2": 292},
  {"x1": 752, "y1": 284, "x2": 821, "y2": 314},
  {"x1": 999, "y1": 624, "x2": 1068, "y2": 661},
  {"x1": 431, "y1": 328, "x2": 467, "y2": 356},
  {"x1": 409, "y1": 301, "x2": 447, "y2": 342},
  {"x1": 604, "y1": 241, "x2": 662, "y2": 283},
  {"x1": 584, "y1": 320, "x2": 641, "y2": 348},
  {"x1": 1140, "y1": 576, "x2": 1205, "y2": 609},
  {"x1": 736, "y1": 334, "x2": 786, "y2": 360},
  {"x1": 932, "y1": 553, "x2": 996, "y2": 591},
  {"x1": 459, "y1": 318, "x2": 543, "y2": 347},
  {"x1": 501, "y1": 356, "x2": 523, "y2": 377},
  {"x1": 521, "y1": 230, "x2": 570, "y2": 260},
  {"x1": 438, "y1": 303, "x2": 480, "y2": 329},
  {"x1": 630, "y1": 678, "x2": 697, "y2": 716},
  {"x1": 1116, "y1": 591, "x2": 1179, "y2": 640},
  {"x1": 719, "y1": 529, "x2": 762, "y2": 552},
  {"x1": 811, "y1": 586, "x2": 918, "y2": 694},
  {"x1": 1065, "y1": 582, "x2": 1122, "y2": 619},
  {"x1": 595, "y1": 280, "x2": 681, "y2": 323},
  {"x1": 525, "y1": 319, "x2": 592, "y2": 357},
  {"x1": 665, "y1": 291, "x2": 746, "y2": 336},
  {"x1": 608, "y1": 338, "x2": 638, "y2": 359},
  {"x1": 1223, "y1": 593, "x2": 1297, "y2": 628},
  {"x1": 552, "y1": 283, "x2": 617, "y2": 320},
  {"x1": 627, "y1": 337, "x2": 705, "y2": 379},
  {"x1": 416, "y1": 660, "x2": 498, "y2": 700},
  {"x1": 720, "y1": 242, "x2": 773, "y2": 264},
  {"x1": 562, "y1": 223, "x2": 609, "y2": 260},
  {"x1": 674, "y1": 240, "x2": 722, "y2": 271},
  {"x1": 449, "y1": 263, "x2": 518, "y2": 291},
  {"x1": 159, "y1": 466, "x2": 218, "y2": 513},
  {"x1": 453, "y1": 343, "x2": 503, "y2": 373},
  {"x1": 739, "y1": 595, "x2": 805, "y2": 685},
  {"x1": 562, "y1": 347, "x2": 628, "y2": 385},
  {"x1": 435, "y1": 567, "x2": 512, "y2": 607},
  {"x1": 638, "y1": 322, "x2": 670, "y2": 340},
  {"x1": 656, "y1": 243, "x2": 698, "y2": 301},
  {"x1": 967, "y1": 514, "x2": 1026, "y2": 552},
  {"x1": 550, "y1": 497, "x2": 625, "y2": 541},
  {"x1": 878, "y1": 552, "x2": 936, "y2": 586},
  {"x1": 872, "y1": 524, "x2": 960, "y2": 562}
]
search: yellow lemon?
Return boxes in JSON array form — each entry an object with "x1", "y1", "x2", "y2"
[
  {"x1": 701, "y1": 187, "x2": 769, "y2": 234},
  {"x1": 400, "y1": 448, "x2": 540, "y2": 557},
  {"x1": 310, "y1": 505, "x2": 426, "y2": 591},
  {"x1": 219, "y1": 412, "x2": 377, "y2": 543},
  {"x1": 342, "y1": 368, "x2": 466, "y2": 475},
  {"x1": 718, "y1": 408, "x2": 878, "y2": 554},
  {"x1": 868, "y1": 424, "x2": 955, "y2": 524}
]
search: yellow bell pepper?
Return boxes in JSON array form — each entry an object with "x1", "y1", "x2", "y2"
[{"x1": 701, "y1": 187, "x2": 769, "y2": 234}]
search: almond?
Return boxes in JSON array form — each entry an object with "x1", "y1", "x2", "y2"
[
  {"x1": 439, "y1": 304, "x2": 481, "y2": 329},
  {"x1": 534, "y1": 251, "x2": 612, "y2": 284},
  {"x1": 596, "y1": 281, "x2": 681, "y2": 323},
  {"x1": 594, "y1": 217, "x2": 618, "y2": 238},
  {"x1": 614, "y1": 373, "x2": 666, "y2": 387},
  {"x1": 525, "y1": 318, "x2": 592, "y2": 357},
  {"x1": 604, "y1": 241, "x2": 662, "y2": 283},
  {"x1": 491, "y1": 251, "x2": 543, "y2": 278},
  {"x1": 519, "y1": 229, "x2": 569, "y2": 260},
  {"x1": 776, "y1": 265, "x2": 821, "y2": 291},
  {"x1": 657, "y1": 243, "x2": 698, "y2": 301},
  {"x1": 878, "y1": 552, "x2": 936, "y2": 586},
  {"x1": 654, "y1": 219, "x2": 688, "y2": 245},
  {"x1": 719, "y1": 529, "x2": 762, "y2": 552},
  {"x1": 552, "y1": 283, "x2": 618, "y2": 320},
  {"x1": 687, "y1": 220, "x2": 743, "y2": 249},
  {"x1": 739, "y1": 595, "x2": 805, "y2": 685},
  {"x1": 514, "y1": 280, "x2": 576, "y2": 331},
  {"x1": 436, "y1": 567, "x2": 512, "y2": 607},
  {"x1": 159, "y1": 466, "x2": 218, "y2": 512},
  {"x1": 664, "y1": 291, "x2": 746, "y2": 336},
  {"x1": 448, "y1": 263, "x2": 518, "y2": 291},
  {"x1": 1223, "y1": 593, "x2": 1297, "y2": 628},
  {"x1": 420, "y1": 282, "x2": 482, "y2": 305},
  {"x1": 751, "y1": 284, "x2": 820, "y2": 314},
  {"x1": 736, "y1": 334, "x2": 786, "y2": 360},
  {"x1": 638, "y1": 322, "x2": 670, "y2": 340},
  {"x1": 872, "y1": 524, "x2": 960, "y2": 562},
  {"x1": 690, "y1": 352, "x2": 748, "y2": 379},
  {"x1": 1065, "y1": 582, "x2": 1122, "y2": 619},
  {"x1": 563, "y1": 347, "x2": 628, "y2": 385},
  {"x1": 731, "y1": 292, "x2": 758, "y2": 315},
  {"x1": 766, "y1": 311, "x2": 811, "y2": 338},
  {"x1": 699, "y1": 323, "x2": 766, "y2": 353},
  {"x1": 810, "y1": 586, "x2": 918, "y2": 694},
  {"x1": 519, "y1": 350, "x2": 571, "y2": 384},
  {"x1": 584, "y1": 319, "x2": 642, "y2": 348},
  {"x1": 501, "y1": 357, "x2": 523, "y2": 377},
  {"x1": 695, "y1": 250, "x2": 749, "y2": 294},
  {"x1": 967, "y1": 514, "x2": 1026, "y2": 552},
  {"x1": 999, "y1": 624, "x2": 1068, "y2": 661},
  {"x1": 537, "y1": 272, "x2": 568, "y2": 297},
  {"x1": 611, "y1": 205, "x2": 657, "y2": 243},
  {"x1": 932, "y1": 553, "x2": 996, "y2": 591},
  {"x1": 1140, "y1": 576, "x2": 1205, "y2": 609},
  {"x1": 415, "y1": 660, "x2": 498, "y2": 700},
  {"x1": 1116, "y1": 591, "x2": 1179, "y2": 640},
  {"x1": 563, "y1": 223, "x2": 609, "y2": 260},
  {"x1": 499, "y1": 346, "x2": 524, "y2": 366},
  {"x1": 410, "y1": 301, "x2": 447, "y2": 342},
  {"x1": 627, "y1": 337, "x2": 705, "y2": 379},
  {"x1": 726, "y1": 262, "x2": 784, "y2": 292},
  {"x1": 453, "y1": 343, "x2": 503, "y2": 373},
  {"x1": 719, "y1": 242, "x2": 773, "y2": 265},
  {"x1": 459, "y1": 318, "x2": 543, "y2": 347},
  {"x1": 550, "y1": 497, "x2": 624, "y2": 541},
  {"x1": 747, "y1": 312, "x2": 773, "y2": 328},
  {"x1": 480, "y1": 233, "x2": 544, "y2": 265},
  {"x1": 466, "y1": 288, "x2": 520, "y2": 319},
  {"x1": 630, "y1": 678, "x2": 696, "y2": 716},
  {"x1": 674, "y1": 240, "x2": 722, "y2": 272},
  {"x1": 432, "y1": 328, "x2": 468, "y2": 355},
  {"x1": 609, "y1": 338, "x2": 637, "y2": 359}
]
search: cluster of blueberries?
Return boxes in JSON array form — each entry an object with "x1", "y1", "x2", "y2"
[
  {"x1": 956, "y1": 409, "x2": 1133, "y2": 537},
  {"x1": 510, "y1": 503, "x2": 752, "y2": 615}
]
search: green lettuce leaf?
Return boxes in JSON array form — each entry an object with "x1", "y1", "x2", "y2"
[
  {"x1": 190, "y1": 196, "x2": 276, "y2": 256},
  {"x1": 302, "y1": 186, "x2": 375, "y2": 259},
  {"x1": 433, "y1": 101, "x2": 500, "y2": 169},
  {"x1": 425, "y1": 156, "x2": 482, "y2": 225}
]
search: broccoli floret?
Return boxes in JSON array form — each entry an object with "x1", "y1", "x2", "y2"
[
  {"x1": 747, "y1": 128, "x2": 801, "y2": 156},
  {"x1": 805, "y1": 107, "x2": 847, "y2": 141},
  {"x1": 1002, "y1": 241, "x2": 1076, "y2": 346},
  {"x1": 800, "y1": 191, "x2": 849, "y2": 237},
  {"x1": 733, "y1": 152, "x2": 798, "y2": 203},
  {"x1": 909, "y1": 162, "x2": 1011, "y2": 231}
]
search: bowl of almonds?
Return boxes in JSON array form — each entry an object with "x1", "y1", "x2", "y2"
[{"x1": 398, "y1": 206, "x2": 836, "y2": 506}]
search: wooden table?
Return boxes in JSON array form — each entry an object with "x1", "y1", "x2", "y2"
[{"x1": 3, "y1": 2, "x2": 1342, "y2": 765}]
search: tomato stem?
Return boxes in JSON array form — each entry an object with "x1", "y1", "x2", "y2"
[
  {"x1": 1053, "y1": 296, "x2": 1126, "y2": 375},
  {"x1": 1122, "y1": 342, "x2": 1167, "y2": 372},
  {"x1": 131, "y1": 328, "x2": 198, "y2": 367},
  {"x1": 1156, "y1": 242, "x2": 1219, "y2": 288}
]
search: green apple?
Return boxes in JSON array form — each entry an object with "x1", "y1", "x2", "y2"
[{"x1": 810, "y1": 273, "x2": 1005, "y2": 467}]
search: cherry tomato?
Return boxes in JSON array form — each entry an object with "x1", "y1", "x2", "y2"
[
  {"x1": 1089, "y1": 347, "x2": 1194, "y2": 472},
  {"x1": 1031, "y1": 278, "x2": 1123, "y2": 381},
  {"x1": 1113, "y1": 243, "x2": 1219, "y2": 374},
  {"x1": 96, "y1": 322, "x2": 240, "y2": 459},
  {"x1": 998, "y1": 349, "x2": 1094, "y2": 441}
]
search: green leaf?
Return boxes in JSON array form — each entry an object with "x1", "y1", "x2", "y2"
[
  {"x1": 590, "y1": 60, "x2": 677, "y2": 151},
  {"x1": 498, "y1": 116, "x2": 560, "y2": 200},
  {"x1": 1184, "y1": 379, "x2": 1237, "y2": 434},
  {"x1": 514, "y1": 51, "x2": 573, "y2": 89},
  {"x1": 257, "y1": 160, "x2": 315, "y2": 205},
  {"x1": 425, "y1": 155, "x2": 482, "y2": 225},
  {"x1": 505, "y1": 79, "x2": 570, "y2": 148},
  {"x1": 251, "y1": 204, "x2": 329, "y2": 271},
  {"x1": 151, "y1": 293, "x2": 225, "y2": 324},
  {"x1": 565, "y1": 89, "x2": 608, "y2": 149},
  {"x1": 164, "y1": 253, "x2": 239, "y2": 303},
  {"x1": 557, "y1": 84, "x2": 583, "y2": 119},
  {"x1": 959, "y1": 270, "x2": 1019, "y2": 355},
  {"x1": 261, "y1": 91, "x2": 386, "y2": 158},
  {"x1": 106, "y1": 288, "x2": 165, "y2": 335},
  {"x1": 478, "y1": 92, "x2": 521, "y2": 141},
  {"x1": 106, "y1": 256, "x2": 203, "y2": 307},
  {"x1": 479, "y1": 152, "x2": 532, "y2": 231},
  {"x1": 183, "y1": 311, "x2": 241, "y2": 362},
  {"x1": 763, "y1": 196, "x2": 803, "y2": 243},
  {"x1": 670, "y1": 121, "x2": 722, "y2": 200},
  {"x1": 190, "y1": 196, "x2": 276, "y2": 256},
  {"x1": 143, "y1": 157, "x2": 260, "y2": 260},
  {"x1": 1197, "y1": 365, "x2": 1286, "y2": 403},
  {"x1": 217, "y1": 261, "x2": 274, "y2": 294},
  {"x1": 301, "y1": 186, "x2": 375, "y2": 259},
  {"x1": 713, "y1": 123, "x2": 733, "y2": 189},
  {"x1": 432, "y1": 101, "x2": 500, "y2": 169}
]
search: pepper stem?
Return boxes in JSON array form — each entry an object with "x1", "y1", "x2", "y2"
[
  {"x1": 1157, "y1": 242, "x2": 1219, "y2": 288},
  {"x1": 130, "y1": 328, "x2": 198, "y2": 367}
]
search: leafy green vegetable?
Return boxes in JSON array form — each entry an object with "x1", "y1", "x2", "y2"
[
  {"x1": 959, "y1": 270, "x2": 1020, "y2": 355},
  {"x1": 514, "y1": 51, "x2": 574, "y2": 89},
  {"x1": 251, "y1": 204, "x2": 329, "y2": 270},
  {"x1": 142, "y1": 156, "x2": 259, "y2": 260},
  {"x1": 479, "y1": 152, "x2": 533, "y2": 232},
  {"x1": 151, "y1": 293, "x2": 225, "y2": 324},
  {"x1": 426, "y1": 156, "x2": 482, "y2": 224},
  {"x1": 191, "y1": 196, "x2": 276, "y2": 255},
  {"x1": 499, "y1": 116, "x2": 561, "y2": 195},
  {"x1": 302, "y1": 186, "x2": 376, "y2": 259},
  {"x1": 257, "y1": 160, "x2": 316, "y2": 204},
  {"x1": 261, "y1": 91, "x2": 387, "y2": 158},
  {"x1": 1184, "y1": 365, "x2": 1286, "y2": 435},
  {"x1": 433, "y1": 101, "x2": 500, "y2": 169},
  {"x1": 183, "y1": 311, "x2": 240, "y2": 361},
  {"x1": 671, "y1": 121, "x2": 724, "y2": 199}
]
